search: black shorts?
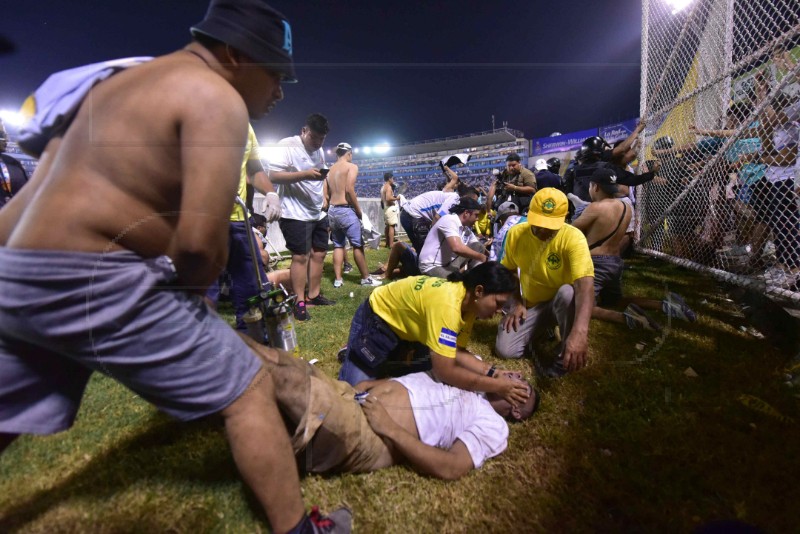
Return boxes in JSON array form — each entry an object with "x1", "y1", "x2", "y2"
[{"x1": 279, "y1": 217, "x2": 330, "y2": 255}]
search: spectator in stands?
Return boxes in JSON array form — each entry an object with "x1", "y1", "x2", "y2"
[
  {"x1": 338, "y1": 262, "x2": 531, "y2": 411},
  {"x1": 400, "y1": 183, "x2": 476, "y2": 252},
  {"x1": 325, "y1": 142, "x2": 382, "y2": 289},
  {"x1": 496, "y1": 188, "x2": 594, "y2": 378},
  {"x1": 490, "y1": 200, "x2": 522, "y2": 262},
  {"x1": 572, "y1": 168, "x2": 697, "y2": 331},
  {"x1": 246, "y1": 338, "x2": 539, "y2": 479},
  {"x1": 487, "y1": 153, "x2": 536, "y2": 213},
  {"x1": 752, "y1": 89, "x2": 800, "y2": 287},
  {"x1": 418, "y1": 197, "x2": 487, "y2": 278},
  {"x1": 0, "y1": 3, "x2": 351, "y2": 531},
  {"x1": 381, "y1": 171, "x2": 400, "y2": 249},
  {"x1": 533, "y1": 158, "x2": 562, "y2": 190},
  {"x1": 0, "y1": 119, "x2": 30, "y2": 209},
  {"x1": 267, "y1": 113, "x2": 333, "y2": 321}
]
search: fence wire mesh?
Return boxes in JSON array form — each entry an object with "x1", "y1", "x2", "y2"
[{"x1": 637, "y1": 0, "x2": 800, "y2": 304}]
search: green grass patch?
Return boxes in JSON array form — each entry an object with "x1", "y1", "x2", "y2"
[{"x1": 1, "y1": 250, "x2": 798, "y2": 532}]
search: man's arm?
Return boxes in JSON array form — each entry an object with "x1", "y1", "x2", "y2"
[
  {"x1": 170, "y1": 89, "x2": 248, "y2": 294},
  {"x1": 430, "y1": 351, "x2": 529, "y2": 406},
  {"x1": 571, "y1": 204, "x2": 597, "y2": 235},
  {"x1": 322, "y1": 177, "x2": 330, "y2": 212},
  {"x1": 361, "y1": 396, "x2": 474, "y2": 480},
  {"x1": 562, "y1": 276, "x2": 594, "y2": 371},
  {"x1": 346, "y1": 165, "x2": 363, "y2": 219},
  {"x1": 248, "y1": 160, "x2": 281, "y2": 222},
  {"x1": 269, "y1": 168, "x2": 324, "y2": 184},
  {"x1": 612, "y1": 120, "x2": 646, "y2": 159},
  {"x1": 442, "y1": 166, "x2": 459, "y2": 192},
  {"x1": 445, "y1": 235, "x2": 487, "y2": 263}
]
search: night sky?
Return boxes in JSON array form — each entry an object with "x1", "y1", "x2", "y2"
[{"x1": 1, "y1": 0, "x2": 643, "y2": 148}]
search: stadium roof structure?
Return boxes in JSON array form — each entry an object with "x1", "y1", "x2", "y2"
[{"x1": 361, "y1": 127, "x2": 526, "y2": 159}]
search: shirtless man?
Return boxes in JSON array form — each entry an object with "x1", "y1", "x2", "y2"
[
  {"x1": 0, "y1": 2, "x2": 349, "y2": 532},
  {"x1": 243, "y1": 337, "x2": 539, "y2": 480},
  {"x1": 572, "y1": 168, "x2": 697, "y2": 331},
  {"x1": 381, "y1": 171, "x2": 400, "y2": 249},
  {"x1": 325, "y1": 142, "x2": 381, "y2": 288}
]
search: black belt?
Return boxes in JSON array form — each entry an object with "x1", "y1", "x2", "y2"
[{"x1": 331, "y1": 204, "x2": 351, "y2": 208}]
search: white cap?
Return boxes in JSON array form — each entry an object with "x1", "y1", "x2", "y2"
[
  {"x1": 534, "y1": 158, "x2": 548, "y2": 171},
  {"x1": 336, "y1": 142, "x2": 352, "y2": 152}
]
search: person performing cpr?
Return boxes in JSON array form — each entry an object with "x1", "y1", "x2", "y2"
[{"x1": 338, "y1": 262, "x2": 530, "y2": 408}]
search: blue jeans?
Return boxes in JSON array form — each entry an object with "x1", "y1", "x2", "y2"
[
  {"x1": 206, "y1": 222, "x2": 268, "y2": 331},
  {"x1": 338, "y1": 300, "x2": 430, "y2": 385}
]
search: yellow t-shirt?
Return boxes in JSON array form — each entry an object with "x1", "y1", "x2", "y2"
[
  {"x1": 230, "y1": 125, "x2": 260, "y2": 222},
  {"x1": 474, "y1": 211, "x2": 494, "y2": 237},
  {"x1": 501, "y1": 223, "x2": 594, "y2": 306},
  {"x1": 368, "y1": 276, "x2": 475, "y2": 358}
]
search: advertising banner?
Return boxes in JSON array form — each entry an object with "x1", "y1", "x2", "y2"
[{"x1": 533, "y1": 128, "x2": 597, "y2": 155}]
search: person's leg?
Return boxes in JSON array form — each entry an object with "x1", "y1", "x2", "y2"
[
  {"x1": 228, "y1": 222, "x2": 269, "y2": 331},
  {"x1": 307, "y1": 218, "x2": 331, "y2": 301},
  {"x1": 385, "y1": 241, "x2": 412, "y2": 280},
  {"x1": 220, "y1": 369, "x2": 306, "y2": 533},
  {"x1": 266, "y1": 269, "x2": 292, "y2": 290},
  {"x1": 289, "y1": 253, "x2": 310, "y2": 302},
  {"x1": 332, "y1": 247, "x2": 344, "y2": 281},
  {"x1": 353, "y1": 246, "x2": 370, "y2": 279},
  {"x1": 387, "y1": 224, "x2": 395, "y2": 249},
  {"x1": 495, "y1": 301, "x2": 547, "y2": 359}
]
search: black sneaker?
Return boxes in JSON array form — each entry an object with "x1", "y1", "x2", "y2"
[
  {"x1": 294, "y1": 301, "x2": 310, "y2": 321},
  {"x1": 308, "y1": 506, "x2": 352, "y2": 533},
  {"x1": 337, "y1": 346, "x2": 348, "y2": 363},
  {"x1": 307, "y1": 294, "x2": 336, "y2": 306},
  {"x1": 343, "y1": 261, "x2": 353, "y2": 274}
]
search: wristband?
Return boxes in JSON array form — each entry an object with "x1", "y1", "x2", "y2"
[{"x1": 487, "y1": 365, "x2": 497, "y2": 377}]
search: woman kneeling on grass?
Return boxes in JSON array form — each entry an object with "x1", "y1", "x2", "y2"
[{"x1": 338, "y1": 261, "x2": 530, "y2": 407}]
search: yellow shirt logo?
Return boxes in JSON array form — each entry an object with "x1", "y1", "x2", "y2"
[{"x1": 546, "y1": 252, "x2": 562, "y2": 270}]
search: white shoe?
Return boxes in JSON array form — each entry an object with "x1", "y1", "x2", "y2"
[
  {"x1": 333, "y1": 279, "x2": 344, "y2": 288},
  {"x1": 360, "y1": 276, "x2": 382, "y2": 287}
]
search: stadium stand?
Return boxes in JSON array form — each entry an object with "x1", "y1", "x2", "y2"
[{"x1": 352, "y1": 127, "x2": 529, "y2": 198}]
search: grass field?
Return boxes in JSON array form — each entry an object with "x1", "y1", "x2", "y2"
[{"x1": 1, "y1": 248, "x2": 798, "y2": 533}]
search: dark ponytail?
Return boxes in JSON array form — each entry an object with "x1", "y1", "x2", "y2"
[{"x1": 447, "y1": 261, "x2": 517, "y2": 294}]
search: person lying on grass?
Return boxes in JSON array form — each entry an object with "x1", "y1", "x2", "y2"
[
  {"x1": 571, "y1": 167, "x2": 697, "y2": 332},
  {"x1": 244, "y1": 336, "x2": 540, "y2": 480},
  {"x1": 338, "y1": 261, "x2": 531, "y2": 409}
]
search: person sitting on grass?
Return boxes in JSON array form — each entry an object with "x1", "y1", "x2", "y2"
[
  {"x1": 338, "y1": 262, "x2": 531, "y2": 409},
  {"x1": 244, "y1": 336, "x2": 539, "y2": 480},
  {"x1": 571, "y1": 167, "x2": 697, "y2": 331},
  {"x1": 371, "y1": 240, "x2": 420, "y2": 280}
]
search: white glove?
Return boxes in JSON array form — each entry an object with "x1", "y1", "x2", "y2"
[{"x1": 263, "y1": 192, "x2": 282, "y2": 223}]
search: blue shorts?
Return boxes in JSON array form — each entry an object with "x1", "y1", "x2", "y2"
[
  {"x1": 328, "y1": 205, "x2": 363, "y2": 248},
  {"x1": 0, "y1": 248, "x2": 262, "y2": 435}
]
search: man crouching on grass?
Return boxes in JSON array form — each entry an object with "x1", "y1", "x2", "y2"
[
  {"x1": 0, "y1": 1, "x2": 350, "y2": 532},
  {"x1": 243, "y1": 337, "x2": 540, "y2": 479}
]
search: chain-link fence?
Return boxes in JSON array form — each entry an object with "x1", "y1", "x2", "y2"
[{"x1": 637, "y1": 0, "x2": 800, "y2": 304}]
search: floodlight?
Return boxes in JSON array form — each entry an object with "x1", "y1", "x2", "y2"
[
  {"x1": 363, "y1": 146, "x2": 372, "y2": 155},
  {"x1": 665, "y1": 0, "x2": 693, "y2": 15},
  {"x1": 353, "y1": 147, "x2": 359, "y2": 154},
  {"x1": 373, "y1": 144, "x2": 390, "y2": 154},
  {"x1": 0, "y1": 109, "x2": 24, "y2": 127}
]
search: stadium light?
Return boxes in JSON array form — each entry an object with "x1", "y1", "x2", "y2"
[
  {"x1": 363, "y1": 146, "x2": 372, "y2": 155},
  {"x1": 373, "y1": 144, "x2": 391, "y2": 155},
  {"x1": 0, "y1": 109, "x2": 25, "y2": 128},
  {"x1": 664, "y1": 0, "x2": 693, "y2": 15},
  {"x1": 353, "y1": 147, "x2": 359, "y2": 154}
]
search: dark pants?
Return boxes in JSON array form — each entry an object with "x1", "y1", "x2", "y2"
[
  {"x1": 206, "y1": 222, "x2": 268, "y2": 331},
  {"x1": 753, "y1": 178, "x2": 800, "y2": 268},
  {"x1": 399, "y1": 210, "x2": 431, "y2": 253},
  {"x1": 338, "y1": 300, "x2": 429, "y2": 385}
]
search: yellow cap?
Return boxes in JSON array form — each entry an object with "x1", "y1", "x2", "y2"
[{"x1": 527, "y1": 187, "x2": 568, "y2": 230}]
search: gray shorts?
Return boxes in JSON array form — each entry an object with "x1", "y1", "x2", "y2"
[
  {"x1": 592, "y1": 255, "x2": 624, "y2": 306},
  {"x1": 0, "y1": 248, "x2": 261, "y2": 435}
]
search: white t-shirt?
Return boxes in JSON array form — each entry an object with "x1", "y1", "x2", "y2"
[
  {"x1": 418, "y1": 213, "x2": 479, "y2": 273},
  {"x1": 266, "y1": 135, "x2": 327, "y2": 221},
  {"x1": 404, "y1": 191, "x2": 459, "y2": 222},
  {"x1": 391, "y1": 372, "x2": 508, "y2": 469}
]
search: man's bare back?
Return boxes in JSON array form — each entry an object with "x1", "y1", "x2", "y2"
[
  {"x1": 1, "y1": 45, "x2": 267, "y2": 291},
  {"x1": 326, "y1": 159, "x2": 360, "y2": 216},
  {"x1": 573, "y1": 198, "x2": 632, "y2": 257},
  {"x1": 381, "y1": 182, "x2": 396, "y2": 207}
]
